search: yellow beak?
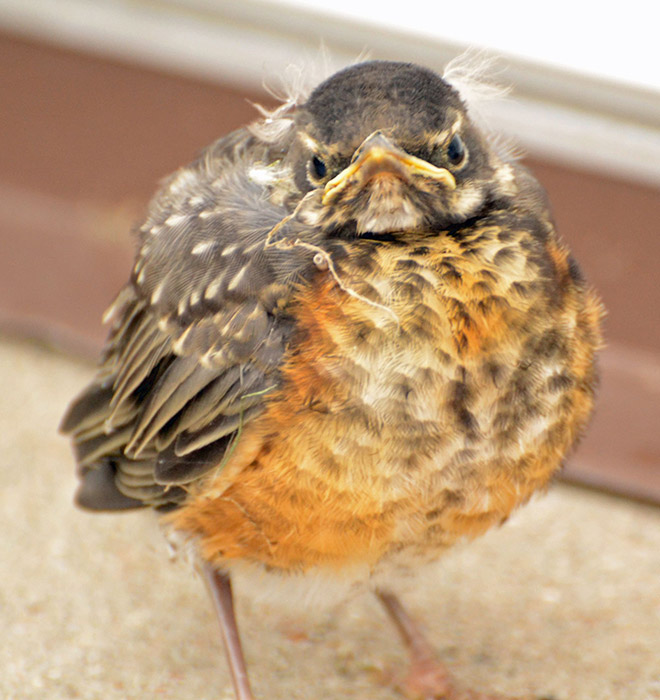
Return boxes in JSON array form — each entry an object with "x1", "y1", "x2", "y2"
[{"x1": 322, "y1": 131, "x2": 455, "y2": 205}]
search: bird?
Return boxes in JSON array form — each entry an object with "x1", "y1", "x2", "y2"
[{"x1": 60, "y1": 59, "x2": 603, "y2": 700}]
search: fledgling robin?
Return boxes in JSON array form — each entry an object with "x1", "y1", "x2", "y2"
[{"x1": 61, "y1": 60, "x2": 602, "y2": 700}]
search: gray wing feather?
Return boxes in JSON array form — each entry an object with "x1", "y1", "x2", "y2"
[{"x1": 61, "y1": 128, "x2": 315, "y2": 510}]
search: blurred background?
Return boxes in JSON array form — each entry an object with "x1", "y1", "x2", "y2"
[{"x1": 1, "y1": 0, "x2": 659, "y2": 503}]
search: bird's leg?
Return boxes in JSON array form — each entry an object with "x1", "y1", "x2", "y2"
[
  {"x1": 376, "y1": 590, "x2": 529, "y2": 700},
  {"x1": 202, "y1": 563, "x2": 255, "y2": 700},
  {"x1": 376, "y1": 589, "x2": 454, "y2": 699}
]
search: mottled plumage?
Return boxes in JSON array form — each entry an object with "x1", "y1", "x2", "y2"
[{"x1": 61, "y1": 60, "x2": 602, "y2": 700}]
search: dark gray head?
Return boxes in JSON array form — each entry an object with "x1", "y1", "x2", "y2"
[
  {"x1": 286, "y1": 61, "x2": 510, "y2": 235},
  {"x1": 303, "y1": 61, "x2": 465, "y2": 145}
]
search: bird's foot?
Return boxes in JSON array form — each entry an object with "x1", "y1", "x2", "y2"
[
  {"x1": 395, "y1": 649, "x2": 453, "y2": 699},
  {"x1": 397, "y1": 654, "x2": 531, "y2": 700},
  {"x1": 376, "y1": 589, "x2": 532, "y2": 700}
]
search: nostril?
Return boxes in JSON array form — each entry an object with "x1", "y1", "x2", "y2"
[{"x1": 353, "y1": 131, "x2": 393, "y2": 163}]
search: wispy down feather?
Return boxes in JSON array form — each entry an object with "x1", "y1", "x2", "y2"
[
  {"x1": 443, "y1": 49, "x2": 520, "y2": 161},
  {"x1": 248, "y1": 48, "x2": 372, "y2": 144},
  {"x1": 249, "y1": 52, "x2": 335, "y2": 143},
  {"x1": 443, "y1": 49, "x2": 510, "y2": 124}
]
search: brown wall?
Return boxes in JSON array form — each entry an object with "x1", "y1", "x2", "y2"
[{"x1": 2, "y1": 32, "x2": 658, "y2": 502}]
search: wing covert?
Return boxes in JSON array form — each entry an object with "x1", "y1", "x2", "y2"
[{"x1": 61, "y1": 128, "x2": 315, "y2": 510}]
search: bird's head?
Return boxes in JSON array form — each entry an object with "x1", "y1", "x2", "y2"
[{"x1": 284, "y1": 60, "x2": 510, "y2": 237}]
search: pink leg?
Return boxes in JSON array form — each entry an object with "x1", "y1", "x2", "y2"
[
  {"x1": 376, "y1": 590, "x2": 531, "y2": 700},
  {"x1": 202, "y1": 564, "x2": 255, "y2": 700}
]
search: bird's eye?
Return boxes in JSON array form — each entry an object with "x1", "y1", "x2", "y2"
[
  {"x1": 311, "y1": 155, "x2": 327, "y2": 179},
  {"x1": 446, "y1": 134, "x2": 466, "y2": 166}
]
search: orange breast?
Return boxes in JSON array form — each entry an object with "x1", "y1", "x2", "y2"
[{"x1": 168, "y1": 229, "x2": 602, "y2": 574}]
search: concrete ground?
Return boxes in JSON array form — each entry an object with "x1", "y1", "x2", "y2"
[{"x1": 1, "y1": 335, "x2": 659, "y2": 700}]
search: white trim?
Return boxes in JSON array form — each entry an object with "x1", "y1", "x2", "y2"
[{"x1": 2, "y1": 0, "x2": 659, "y2": 185}]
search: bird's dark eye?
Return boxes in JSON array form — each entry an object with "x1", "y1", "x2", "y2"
[
  {"x1": 311, "y1": 155, "x2": 327, "y2": 178},
  {"x1": 446, "y1": 134, "x2": 466, "y2": 166}
]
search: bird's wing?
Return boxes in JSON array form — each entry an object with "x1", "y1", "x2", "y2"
[{"x1": 61, "y1": 129, "x2": 313, "y2": 510}]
